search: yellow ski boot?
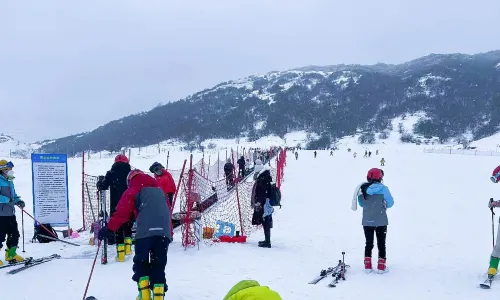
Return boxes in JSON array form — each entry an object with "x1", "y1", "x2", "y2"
[
  {"x1": 5, "y1": 247, "x2": 23, "y2": 263},
  {"x1": 137, "y1": 276, "x2": 151, "y2": 300},
  {"x1": 116, "y1": 244, "x2": 125, "y2": 262},
  {"x1": 488, "y1": 256, "x2": 499, "y2": 276},
  {"x1": 0, "y1": 259, "x2": 3, "y2": 266},
  {"x1": 153, "y1": 284, "x2": 165, "y2": 300},
  {"x1": 125, "y1": 237, "x2": 132, "y2": 256}
]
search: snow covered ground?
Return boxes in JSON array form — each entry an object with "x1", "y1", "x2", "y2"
[{"x1": 4, "y1": 145, "x2": 500, "y2": 299}]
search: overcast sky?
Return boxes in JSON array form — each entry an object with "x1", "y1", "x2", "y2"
[{"x1": 1, "y1": 0, "x2": 499, "y2": 142}]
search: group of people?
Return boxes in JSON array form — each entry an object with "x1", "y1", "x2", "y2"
[
  {"x1": 95, "y1": 152, "x2": 281, "y2": 299},
  {"x1": 95, "y1": 154, "x2": 176, "y2": 300}
]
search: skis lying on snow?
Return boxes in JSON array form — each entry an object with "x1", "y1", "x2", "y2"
[
  {"x1": 309, "y1": 252, "x2": 349, "y2": 287},
  {"x1": 480, "y1": 275, "x2": 494, "y2": 289},
  {"x1": 0, "y1": 257, "x2": 34, "y2": 270},
  {"x1": 5, "y1": 254, "x2": 61, "y2": 274}
]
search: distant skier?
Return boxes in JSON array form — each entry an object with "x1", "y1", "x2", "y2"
[
  {"x1": 97, "y1": 154, "x2": 132, "y2": 260},
  {"x1": 98, "y1": 170, "x2": 172, "y2": 300},
  {"x1": 353, "y1": 152, "x2": 357, "y2": 158},
  {"x1": 376, "y1": 150, "x2": 379, "y2": 155},
  {"x1": 0, "y1": 160, "x2": 25, "y2": 266},
  {"x1": 314, "y1": 151, "x2": 317, "y2": 158},
  {"x1": 364, "y1": 150, "x2": 368, "y2": 158},
  {"x1": 368, "y1": 151, "x2": 372, "y2": 157},
  {"x1": 330, "y1": 150, "x2": 333, "y2": 156},
  {"x1": 347, "y1": 148, "x2": 351, "y2": 152},
  {"x1": 295, "y1": 152, "x2": 298, "y2": 160},
  {"x1": 149, "y1": 162, "x2": 176, "y2": 209},
  {"x1": 355, "y1": 168, "x2": 394, "y2": 273},
  {"x1": 380, "y1": 158, "x2": 385, "y2": 166},
  {"x1": 237, "y1": 156, "x2": 246, "y2": 178},
  {"x1": 224, "y1": 159, "x2": 235, "y2": 189}
]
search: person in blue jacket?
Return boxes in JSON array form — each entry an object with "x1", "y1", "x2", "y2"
[
  {"x1": 357, "y1": 168, "x2": 394, "y2": 273},
  {"x1": 0, "y1": 160, "x2": 25, "y2": 266}
]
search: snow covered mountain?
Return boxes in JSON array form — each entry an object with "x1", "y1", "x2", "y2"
[
  {"x1": 0, "y1": 133, "x2": 35, "y2": 159},
  {"x1": 39, "y1": 50, "x2": 500, "y2": 154}
]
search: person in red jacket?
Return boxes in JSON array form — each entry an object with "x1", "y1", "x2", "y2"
[
  {"x1": 99, "y1": 169, "x2": 172, "y2": 300},
  {"x1": 149, "y1": 162, "x2": 176, "y2": 208}
]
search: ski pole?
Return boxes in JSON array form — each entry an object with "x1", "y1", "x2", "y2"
[
  {"x1": 82, "y1": 240, "x2": 101, "y2": 300},
  {"x1": 18, "y1": 207, "x2": 58, "y2": 239},
  {"x1": 491, "y1": 198, "x2": 496, "y2": 249},
  {"x1": 21, "y1": 211, "x2": 25, "y2": 253}
]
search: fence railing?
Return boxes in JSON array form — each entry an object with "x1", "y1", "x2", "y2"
[{"x1": 423, "y1": 148, "x2": 500, "y2": 156}]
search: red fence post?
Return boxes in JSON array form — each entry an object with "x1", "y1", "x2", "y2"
[{"x1": 81, "y1": 151, "x2": 86, "y2": 231}]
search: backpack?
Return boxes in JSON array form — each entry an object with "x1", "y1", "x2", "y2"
[
  {"x1": 269, "y1": 183, "x2": 282, "y2": 208},
  {"x1": 33, "y1": 223, "x2": 58, "y2": 243}
]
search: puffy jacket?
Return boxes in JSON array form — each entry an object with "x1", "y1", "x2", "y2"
[
  {"x1": 0, "y1": 174, "x2": 21, "y2": 216},
  {"x1": 100, "y1": 162, "x2": 131, "y2": 214},
  {"x1": 155, "y1": 169, "x2": 176, "y2": 195},
  {"x1": 108, "y1": 173, "x2": 172, "y2": 241},
  {"x1": 357, "y1": 182, "x2": 394, "y2": 226},
  {"x1": 237, "y1": 157, "x2": 245, "y2": 168},
  {"x1": 223, "y1": 280, "x2": 282, "y2": 300},
  {"x1": 224, "y1": 162, "x2": 235, "y2": 175}
]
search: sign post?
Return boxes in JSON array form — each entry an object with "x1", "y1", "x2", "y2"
[{"x1": 31, "y1": 154, "x2": 70, "y2": 228}]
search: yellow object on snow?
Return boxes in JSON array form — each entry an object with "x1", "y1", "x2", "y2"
[{"x1": 223, "y1": 280, "x2": 282, "y2": 300}]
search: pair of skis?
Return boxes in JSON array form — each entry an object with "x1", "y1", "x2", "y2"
[
  {"x1": 309, "y1": 252, "x2": 349, "y2": 287},
  {"x1": 98, "y1": 177, "x2": 108, "y2": 265},
  {"x1": 0, "y1": 254, "x2": 61, "y2": 274}
]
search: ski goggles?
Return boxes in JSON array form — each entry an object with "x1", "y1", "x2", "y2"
[
  {"x1": 491, "y1": 171, "x2": 500, "y2": 183},
  {"x1": 0, "y1": 161, "x2": 14, "y2": 170}
]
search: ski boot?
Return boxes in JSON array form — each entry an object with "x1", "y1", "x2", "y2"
[
  {"x1": 364, "y1": 257, "x2": 372, "y2": 273},
  {"x1": 116, "y1": 244, "x2": 125, "y2": 262},
  {"x1": 258, "y1": 241, "x2": 271, "y2": 248},
  {"x1": 488, "y1": 256, "x2": 499, "y2": 277},
  {"x1": 0, "y1": 259, "x2": 3, "y2": 267},
  {"x1": 152, "y1": 283, "x2": 165, "y2": 300},
  {"x1": 137, "y1": 276, "x2": 151, "y2": 300},
  {"x1": 125, "y1": 237, "x2": 132, "y2": 256},
  {"x1": 377, "y1": 258, "x2": 388, "y2": 274},
  {"x1": 5, "y1": 247, "x2": 23, "y2": 263}
]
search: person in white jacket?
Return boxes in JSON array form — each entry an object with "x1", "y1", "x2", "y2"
[{"x1": 253, "y1": 159, "x2": 264, "y2": 180}]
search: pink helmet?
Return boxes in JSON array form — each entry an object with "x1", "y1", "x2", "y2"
[{"x1": 115, "y1": 154, "x2": 129, "y2": 164}]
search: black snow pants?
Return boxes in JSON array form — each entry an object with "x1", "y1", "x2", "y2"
[
  {"x1": 363, "y1": 226, "x2": 387, "y2": 259},
  {"x1": 133, "y1": 236, "x2": 170, "y2": 288},
  {"x1": 0, "y1": 216, "x2": 20, "y2": 250}
]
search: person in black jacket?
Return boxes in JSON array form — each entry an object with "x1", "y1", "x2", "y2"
[
  {"x1": 237, "y1": 156, "x2": 246, "y2": 178},
  {"x1": 252, "y1": 167, "x2": 274, "y2": 248},
  {"x1": 97, "y1": 154, "x2": 132, "y2": 260},
  {"x1": 224, "y1": 159, "x2": 235, "y2": 189}
]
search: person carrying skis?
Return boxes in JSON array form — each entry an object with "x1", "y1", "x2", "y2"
[
  {"x1": 0, "y1": 160, "x2": 25, "y2": 266},
  {"x1": 356, "y1": 168, "x2": 394, "y2": 273},
  {"x1": 237, "y1": 156, "x2": 246, "y2": 178},
  {"x1": 149, "y1": 162, "x2": 176, "y2": 209},
  {"x1": 98, "y1": 170, "x2": 172, "y2": 300},
  {"x1": 485, "y1": 166, "x2": 500, "y2": 277},
  {"x1": 96, "y1": 154, "x2": 132, "y2": 261}
]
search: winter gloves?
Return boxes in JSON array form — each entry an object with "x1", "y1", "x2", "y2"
[
  {"x1": 96, "y1": 178, "x2": 108, "y2": 191},
  {"x1": 98, "y1": 225, "x2": 113, "y2": 240},
  {"x1": 489, "y1": 200, "x2": 500, "y2": 209},
  {"x1": 16, "y1": 200, "x2": 25, "y2": 208}
]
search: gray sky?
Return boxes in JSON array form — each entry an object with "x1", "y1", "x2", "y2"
[{"x1": 1, "y1": 0, "x2": 499, "y2": 142}]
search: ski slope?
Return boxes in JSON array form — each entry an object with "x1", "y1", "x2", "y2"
[{"x1": 3, "y1": 146, "x2": 500, "y2": 299}]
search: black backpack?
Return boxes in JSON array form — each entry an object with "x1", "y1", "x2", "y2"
[
  {"x1": 33, "y1": 224, "x2": 58, "y2": 243},
  {"x1": 269, "y1": 183, "x2": 282, "y2": 208}
]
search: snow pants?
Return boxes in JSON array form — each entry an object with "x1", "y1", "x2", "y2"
[
  {"x1": 492, "y1": 223, "x2": 500, "y2": 258},
  {"x1": 0, "y1": 215, "x2": 20, "y2": 250},
  {"x1": 115, "y1": 220, "x2": 133, "y2": 245},
  {"x1": 363, "y1": 226, "x2": 387, "y2": 259},
  {"x1": 133, "y1": 236, "x2": 170, "y2": 288}
]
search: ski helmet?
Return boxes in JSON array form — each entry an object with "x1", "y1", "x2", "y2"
[
  {"x1": 149, "y1": 162, "x2": 164, "y2": 174},
  {"x1": 367, "y1": 168, "x2": 384, "y2": 182},
  {"x1": 491, "y1": 165, "x2": 500, "y2": 183},
  {"x1": 115, "y1": 154, "x2": 129, "y2": 164},
  {"x1": 127, "y1": 169, "x2": 143, "y2": 186}
]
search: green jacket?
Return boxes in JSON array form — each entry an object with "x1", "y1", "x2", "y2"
[{"x1": 223, "y1": 280, "x2": 282, "y2": 300}]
